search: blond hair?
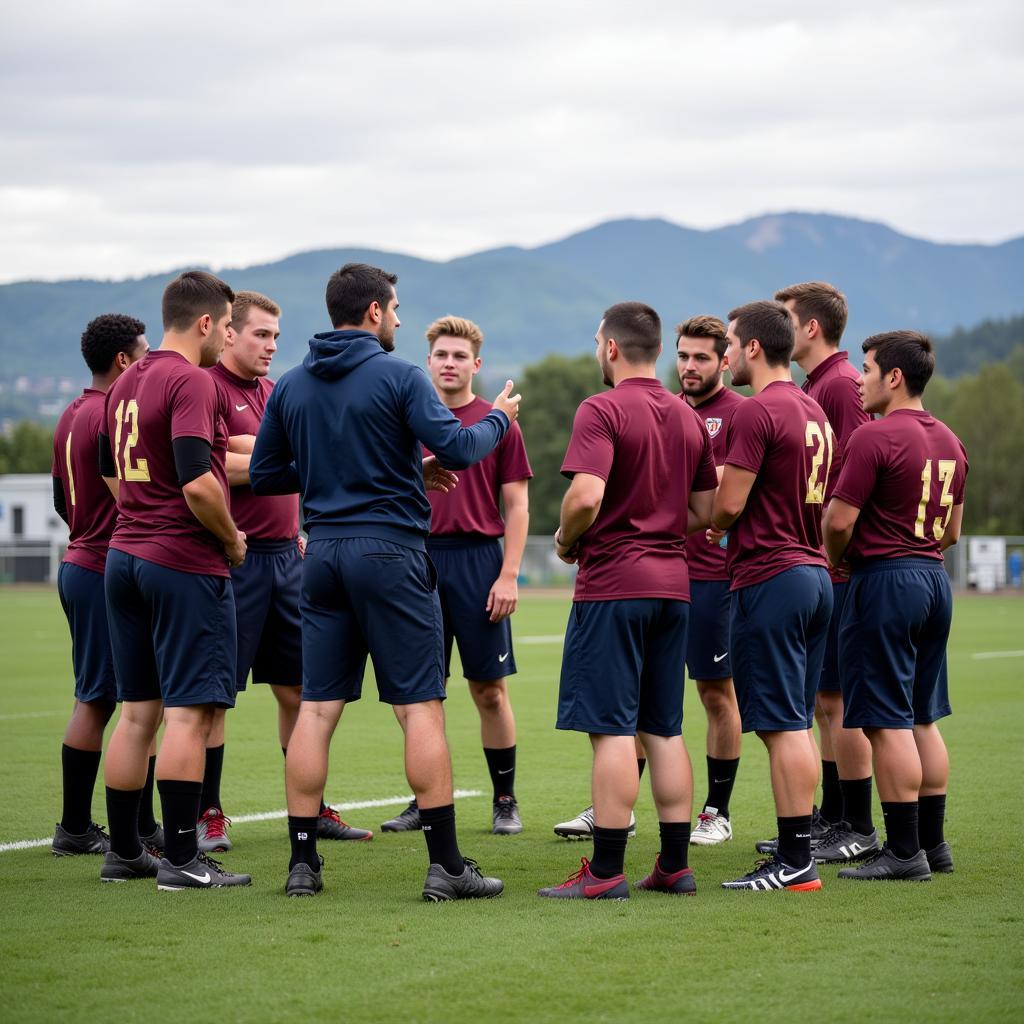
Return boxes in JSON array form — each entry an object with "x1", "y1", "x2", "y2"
[
  {"x1": 426, "y1": 315, "x2": 483, "y2": 356},
  {"x1": 231, "y1": 290, "x2": 281, "y2": 330}
]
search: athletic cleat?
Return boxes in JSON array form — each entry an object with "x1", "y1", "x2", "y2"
[
  {"x1": 552, "y1": 806, "x2": 637, "y2": 840},
  {"x1": 492, "y1": 796, "x2": 523, "y2": 835},
  {"x1": 140, "y1": 823, "x2": 165, "y2": 856},
  {"x1": 381, "y1": 800, "x2": 421, "y2": 833},
  {"x1": 722, "y1": 857, "x2": 822, "y2": 892},
  {"x1": 634, "y1": 856, "x2": 696, "y2": 895},
  {"x1": 755, "y1": 807, "x2": 832, "y2": 855},
  {"x1": 318, "y1": 806, "x2": 373, "y2": 842},
  {"x1": 422, "y1": 858, "x2": 503, "y2": 902},
  {"x1": 813, "y1": 823, "x2": 880, "y2": 863},
  {"x1": 52, "y1": 821, "x2": 111, "y2": 857},
  {"x1": 156, "y1": 852, "x2": 252, "y2": 891},
  {"x1": 926, "y1": 841, "x2": 954, "y2": 873},
  {"x1": 285, "y1": 856, "x2": 324, "y2": 897},
  {"x1": 538, "y1": 857, "x2": 629, "y2": 900},
  {"x1": 837, "y1": 845, "x2": 931, "y2": 882},
  {"x1": 100, "y1": 848, "x2": 160, "y2": 882},
  {"x1": 197, "y1": 807, "x2": 232, "y2": 853},
  {"x1": 690, "y1": 808, "x2": 733, "y2": 846}
]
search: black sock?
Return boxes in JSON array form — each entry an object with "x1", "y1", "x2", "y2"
[
  {"x1": 105, "y1": 786, "x2": 143, "y2": 859},
  {"x1": 420, "y1": 804, "x2": 463, "y2": 875},
  {"x1": 200, "y1": 744, "x2": 224, "y2": 813},
  {"x1": 918, "y1": 794, "x2": 947, "y2": 851},
  {"x1": 777, "y1": 814, "x2": 813, "y2": 867},
  {"x1": 658, "y1": 821, "x2": 691, "y2": 873},
  {"x1": 288, "y1": 815, "x2": 320, "y2": 869},
  {"x1": 637, "y1": 758, "x2": 647, "y2": 780},
  {"x1": 705, "y1": 756, "x2": 740, "y2": 819},
  {"x1": 137, "y1": 755, "x2": 158, "y2": 835},
  {"x1": 591, "y1": 825, "x2": 630, "y2": 878},
  {"x1": 820, "y1": 760, "x2": 842, "y2": 822},
  {"x1": 159, "y1": 780, "x2": 203, "y2": 866},
  {"x1": 840, "y1": 776, "x2": 874, "y2": 834},
  {"x1": 882, "y1": 801, "x2": 920, "y2": 859},
  {"x1": 483, "y1": 745, "x2": 517, "y2": 800},
  {"x1": 60, "y1": 745, "x2": 101, "y2": 834}
]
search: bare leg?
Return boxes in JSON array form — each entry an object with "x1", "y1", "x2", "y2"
[
  {"x1": 467, "y1": 679, "x2": 516, "y2": 748},
  {"x1": 64, "y1": 699, "x2": 115, "y2": 752},
  {"x1": 286, "y1": 700, "x2": 344, "y2": 817},
  {"x1": 105, "y1": 700, "x2": 163, "y2": 790},
  {"x1": 696, "y1": 679, "x2": 741, "y2": 759},
  {"x1": 758, "y1": 730, "x2": 818, "y2": 817},
  {"x1": 865, "y1": 728, "x2": 921, "y2": 802},
  {"x1": 393, "y1": 700, "x2": 453, "y2": 809},
  {"x1": 638, "y1": 731, "x2": 692, "y2": 823},
  {"x1": 913, "y1": 723, "x2": 949, "y2": 797},
  {"x1": 590, "y1": 734, "x2": 639, "y2": 829},
  {"x1": 159, "y1": 705, "x2": 216, "y2": 782},
  {"x1": 272, "y1": 684, "x2": 302, "y2": 751}
]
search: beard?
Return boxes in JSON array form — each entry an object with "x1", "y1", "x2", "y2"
[
  {"x1": 377, "y1": 325, "x2": 395, "y2": 352},
  {"x1": 681, "y1": 373, "x2": 720, "y2": 399}
]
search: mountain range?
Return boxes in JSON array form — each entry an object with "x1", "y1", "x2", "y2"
[{"x1": 3, "y1": 212, "x2": 1022, "y2": 385}]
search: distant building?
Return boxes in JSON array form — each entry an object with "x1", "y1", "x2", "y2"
[{"x1": 0, "y1": 473, "x2": 67, "y2": 583}]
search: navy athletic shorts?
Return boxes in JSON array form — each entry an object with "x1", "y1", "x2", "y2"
[
  {"x1": 816, "y1": 580, "x2": 848, "y2": 693},
  {"x1": 104, "y1": 549, "x2": 236, "y2": 708},
  {"x1": 686, "y1": 578, "x2": 731, "y2": 681},
  {"x1": 839, "y1": 558, "x2": 953, "y2": 729},
  {"x1": 300, "y1": 537, "x2": 445, "y2": 706},
  {"x1": 557, "y1": 598, "x2": 689, "y2": 737},
  {"x1": 730, "y1": 565, "x2": 833, "y2": 733},
  {"x1": 57, "y1": 561, "x2": 117, "y2": 704},
  {"x1": 231, "y1": 539, "x2": 302, "y2": 692},
  {"x1": 427, "y1": 535, "x2": 515, "y2": 682}
]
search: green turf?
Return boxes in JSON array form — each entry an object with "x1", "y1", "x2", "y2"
[{"x1": 0, "y1": 588, "x2": 1021, "y2": 1023}]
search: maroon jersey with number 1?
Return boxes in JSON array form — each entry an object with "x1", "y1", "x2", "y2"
[
  {"x1": 106, "y1": 350, "x2": 231, "y2": 577},
  {"x1": 724, "y1": 380, "x2": 832, "y2": 591},
  {"x1": 52, "y1": 389, "x2": 116, "y2": 574},
  {"x1": 831, "y1": 409, "x2": 968, "y2": 563}
]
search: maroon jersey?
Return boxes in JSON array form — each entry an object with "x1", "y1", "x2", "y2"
[
  {"x1": 209, "y1": 363, "x2": 299, "y2": 541},
  {"x1": 724, "y1": 380, "x2": 832, "y2": 590},
  {"x1": 425, "y1": 397, "x2": 532, "y2": 537},
  {"x1": 52, "y1": 389, "x2": 116, "y2": 574},
  {"x1": 561, "y1": 377, "x2": 718, "y2": 602},
  {"x1": 832, "y1": 409, "x2": 968, "y2": 563},
  {"x1": 683, "y1": 386, "x2": 745, "y2": 582},
  {"x1": 106, "y1": 350, "x2": 231, "y2": 577}
]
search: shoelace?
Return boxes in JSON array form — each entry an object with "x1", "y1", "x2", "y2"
[
  {"x1": 694, "y1": 813, "x2": 718, "y2": 831},
  {"x1": 202, "y1": 810, "x2": 231, "y2": 837},
  {"x1": 88, "y1": 822, "x2": 110, "y2": 839},
  {"x1": 321, "y1": 807, "x2": 353, "y2": 827},
  {"x1": 816, "y1": 825, "x2": 846, "y2": 848},
  {"x1": 494, "y1": 799, "x2": 517, "y2": 820},
  {"x1": 461, "y1": 858, "x2": 483, "y2": 879},
  {"x1": 556, "y1": 858, "x2": 591, "y2": 888},
  {"x1": 197, "y1": 852, "x2": 228, "y2": 875},
  {"x1": 742, "y1": 857, "x2": 776, "y2": 879}
]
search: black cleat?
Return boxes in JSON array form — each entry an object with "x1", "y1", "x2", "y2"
[
  {"x1": 722, "y1": 857, "x2": 822, "y2": 892},
  {"x1": 156, "y1": 852, "x2": 252, "y2": 891},
  {"x1": 492, "y1": 796, "x2": 523, "y2": 835},
  {"x1": 755, "y1": 807, "x2": 832, "y2": 855},
  {"x1": 100, "y1": 848, "x2": 160, "y2": 882},
  {"x1": 837, "y1": 845, "x2": 931, "y2": 881},
  {"x1": 926, "y1": 841, "x2": 954, "y2": 873},
  {"x1": 52, "y1": 821, "x2": 111, "y2": 857},
  {"x1": 140, "y1": 823, "x2": 165, "y2": 857},
  {"x1": 381, "y1": 800, "x2": 421, "y2": 832},
  {"x1": 286, "y1": 857, "x2": 324, "y2": 897},
  {"x1": 422, "y1": 858, "x2": 503, "y2": 902},
  {"x1": 813, "y1": 823, "x2": 881, "y2": 863}
]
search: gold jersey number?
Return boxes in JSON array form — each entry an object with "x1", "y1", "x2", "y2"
[
  {"x1": 113, "y1": 399, "x2": 151, "y2": 482},
  {"x1": 805, "y1": 421, "x2": 835, "y2": 505},
  {"x1": 915, "y1": 459, "x2": 957, "y2": 540}
]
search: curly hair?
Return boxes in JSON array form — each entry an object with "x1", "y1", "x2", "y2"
[{"x1": 81, "y1": 313, "x2": 146, "y2": 374}]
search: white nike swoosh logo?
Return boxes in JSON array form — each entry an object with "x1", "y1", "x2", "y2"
[
  {"x1": 713, "y1": 652, "x2": 728, "y2": 663},
  {"x1": 177, "y1": 828, "x2": 195, "y2": 834},
  {"x1": 498, "y1": 653, "x2": 509, "y2": 662},
  {"x1": 235, "y1": 404, "x2": 249, "y2": 412},
  {"x1": 777, "y1": 864, "x2": 810, "y2": 884},
  {"x1": 498, "y1": 768, "x2": 514, "y2": 774},
  {"x1": 181, "y1": 870, "x2": 211, "y2": 883}
]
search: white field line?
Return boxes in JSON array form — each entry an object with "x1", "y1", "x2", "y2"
[
  {"x1": 518, "y1": 634, "x2": 564, "y2": 645},
  {"x1": 0, "y1": 788, "x2": 484, "y2": 853},
  {"x1": 0, "y1": 711, "x2": 64, "y2": 721},
  {"x1": 970, "y1": 650, "x2": 1024, "y2": 660}
]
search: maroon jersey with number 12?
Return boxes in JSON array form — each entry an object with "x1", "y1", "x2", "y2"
[
  {"x1": 106, "y1": 350, "x2": 231, "y2": 577},
  {"x1": 52, "y1": 389, "x2": 116, "y2": 574},
  {"x1": 832, "y1": 409, "x2": 968, "y2": 563}
]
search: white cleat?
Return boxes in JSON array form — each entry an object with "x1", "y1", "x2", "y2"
[
  {"x1": 552, "y1": 805, "x2": 637, "y2": 840},
  {"x1": 690, "y1": 807, "x2": 733, "y2": 846}
]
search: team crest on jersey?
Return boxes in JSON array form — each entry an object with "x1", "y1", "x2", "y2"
[{"x1": 705, "y1": 417, "x2": 723, "y2": 437}]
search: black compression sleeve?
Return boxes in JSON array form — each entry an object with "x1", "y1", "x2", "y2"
[
  {"x1": 172, "y1": 436, "x2": 212, "y2": 486},
  {"x1": 98, "y1": 432, "x2": 116, "y2": 478},
  {"x1": 52, "y1": 475, "x2": 70, "y2": 525}
]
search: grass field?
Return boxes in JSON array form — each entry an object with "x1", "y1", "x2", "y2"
[{"x1": 0, "y1": 588, "x2": 1021, "y2": 1023}]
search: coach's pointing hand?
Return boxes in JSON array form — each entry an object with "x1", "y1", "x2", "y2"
[{"x1": 492, "y1": 380, "x2": 522, "y2": 424}]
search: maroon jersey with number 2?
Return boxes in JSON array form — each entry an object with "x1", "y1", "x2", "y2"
[
  {"x1": 724, "y1": 380, "x2": 832, "y2": 591},
  {"x1": 106, "y1": 350, "x2": 231, "y2": 577},
  {"x1": 831, "y1": 409, "x2": 968, "y2": 563}
]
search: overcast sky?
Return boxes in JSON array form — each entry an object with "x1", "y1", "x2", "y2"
[{"x1": 1, "y1": 1, "x2": 1022, "y2": 283}]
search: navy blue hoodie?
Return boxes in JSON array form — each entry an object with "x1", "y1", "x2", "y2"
[{"x1": 249, "y1": 330, "x2": 509, "y2": 549}]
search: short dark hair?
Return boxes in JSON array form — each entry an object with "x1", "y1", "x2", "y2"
[
  {"x1": 862, "y1": 330, "x2": 935, "y2": 397},
  {"x1": 326, "y1": 263, "x2": 398, "y2": 328},
  {"x1": 601, "y1": 302, "x2": 661, "y2": 364},
  {"x1": 773, "y1": 281, "x2": 848, "y2": 345},
  {"x1": 80, "y1": 313, "x2": 146, "y2": 374},
  {"x1": 162, "y1": 271, "x2": 235, "y2": 332},
  {"x1": 727, "y1": 300, "x2": 794, "y2": 368},
  {"x1": 676, "y1": 314, "x2": 727, "y2": 358}
]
